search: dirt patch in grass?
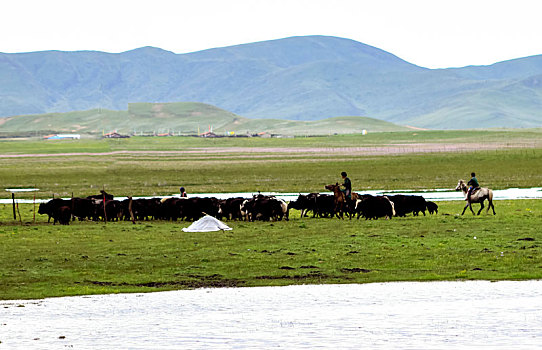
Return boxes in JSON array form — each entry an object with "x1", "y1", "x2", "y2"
[
  {"x1": 85, "y1": 274, "x2": 243, "y2": 289},
  {"x1": 341, "y1": 268, "x2": 372, "y2": 273},
  {"x1": 254, "y1": 271, "x2": 329, "y2": 281}
]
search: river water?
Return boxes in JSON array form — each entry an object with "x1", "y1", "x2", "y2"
[
  {"x1": 3, "y1": 187, "x2": 542, "y2": 204},
  {"x1": 2, "y1": 281, "x2": 541, "y2": 349}
]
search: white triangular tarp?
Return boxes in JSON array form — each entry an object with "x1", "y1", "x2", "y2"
[{"x1": 182, "y1": 215, "x2": 232, "y2": 232}]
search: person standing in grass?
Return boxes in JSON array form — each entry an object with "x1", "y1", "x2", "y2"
[
  {"x1": 466, "y1": 172, "x2": 480, "y2": 201},
  {"x1": 341, "y1": 171, "x2": 352, "y2": 200}
]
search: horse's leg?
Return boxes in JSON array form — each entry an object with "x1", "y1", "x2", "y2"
[
  {"x1": 347, "y1": 200, "x2": 353, "y2": 220},
  {"x1": 489, "y1": 199, "x2": 496, "y2": 215},
  {"x1": 469, "y1": 203, "x2": 476, "y2": 215},
  {"x1": 461, "y1": 203, "x2": 468, "y2": 215},
  {"x1": 477, "y1": 201, "x2": 484, "y2": 215},
  {"x1": 334, "y1": 204, "x2": 340, "y2": 219}
]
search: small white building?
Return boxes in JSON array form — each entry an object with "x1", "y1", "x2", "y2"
[{"x1": 44, "y1": 134, "x2": 80, "y2": 140}]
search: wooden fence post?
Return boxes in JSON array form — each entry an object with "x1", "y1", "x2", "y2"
[
  {"x1": 103, "y1": 191, "x2": 107, "y2": 223},
  {"x1": 12, "y1": 193, "x2": 16, "y2": 220},
  {"x1": 128, "y1": 196, "x2": 135, "y2": 224}
]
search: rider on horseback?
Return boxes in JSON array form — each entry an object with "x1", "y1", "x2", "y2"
[
  {"x1": 341, "y1": 171, "x2": 352, "y2": 200},
  {"x1": 466, "y1": 172, "x2": 480, "y2": 201}
]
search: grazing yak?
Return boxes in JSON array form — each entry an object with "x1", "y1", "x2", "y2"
[
  {"x1": 218, "y1": 197, "x2": 246, "y2": 220},
  {"x1": 289, "y1": 193, "x2": 319, "y2": 217},
  {"x1": 38, "y1": 199, "x2": 72, "y2": 225},
  {"x1": 288, "y1": 193, "x2": 336, "y2": 218},
  {"x1": 121, "y1": 198, "x2": 162, "y2": 221},
  {"x1": 354, "y1": 195, "x2": 395, "y2": 220},
  {"x1": 160, "y1": 197, "x2": 221, "y2": 221},
  {"x1": 426, "y1": 201, "x2": 438, "y2": 215},
  {"x1": 387, "y1": 195, "x2": 427, "y2": 217},
  {"x1": 241, "y1": 195, "x2": 289, "y2": 221}
]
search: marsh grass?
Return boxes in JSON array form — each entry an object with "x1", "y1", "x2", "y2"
[{"x1": 1, "y1": 200, "x2": 541, "y2": 300}]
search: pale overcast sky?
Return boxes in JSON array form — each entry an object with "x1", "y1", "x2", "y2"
[{"x1": 2, "y1": 0, "x2": 542, "y2": 68}]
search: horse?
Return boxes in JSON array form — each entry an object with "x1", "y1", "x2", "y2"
[
  {"x1": 325, "y1": 183, "x2": 346, "y2": 219},
  {"x1": 455, "y1": 180, "x2": 496, "y2": 215}
]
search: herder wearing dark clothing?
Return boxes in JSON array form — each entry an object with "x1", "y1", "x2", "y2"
[
  {"x1": 341, "y1": 171, "x2": 352, "y2": 200},
  {"x1": 466, "y1": 172, "x2": 480, "y2": 201}
]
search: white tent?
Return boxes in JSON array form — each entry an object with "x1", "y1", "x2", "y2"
[{"x1": 182, "y1": 215, "x2": 232, "y2": 232}]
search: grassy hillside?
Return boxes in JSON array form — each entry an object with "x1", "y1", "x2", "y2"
[
  {"x1": 2, "y1": 36, "x2": 542, "y2": 129},
  {"x1": 0, "y1": 102, "x2": 409, "y2": 136}
]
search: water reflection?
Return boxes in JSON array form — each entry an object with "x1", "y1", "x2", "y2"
[{"x1": 2, "y1": 281, "x2": 541, "y2": 349}]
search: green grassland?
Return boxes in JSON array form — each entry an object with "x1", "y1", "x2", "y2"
[
  {"x1": 1, "y1": 131, "x2": 541, "y2": 199},
  {"x1": 1, "y1": 131, "x2": 541, "y2": 300},
  {"x1": 1, "y1": 200, "x2": 541, "y2": 300}
]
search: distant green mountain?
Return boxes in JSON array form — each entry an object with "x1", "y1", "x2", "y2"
[
  {"x1": 0, "y1": 102, "x2": 408, "y2": 136},
  {"x1": 1, "y1": 35, "x2": 542, "y2": 129}
]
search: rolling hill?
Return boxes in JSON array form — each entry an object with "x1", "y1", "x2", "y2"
[
  {"x1": 0, "y1": 102, "x2": 409, "y2": 136},
  {"x1": 1, "y1": 35, "x2": 542, "y2": 129}
]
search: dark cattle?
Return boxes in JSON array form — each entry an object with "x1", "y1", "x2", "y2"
[
  {"x1": 313, "y1": 194, "x2": 335, "y2": 218},
  {"x1": 426, "y1": 201, "x2": 438, "y2": 215},
  {"x1": 218, "y1": 197, "x2": 246, "y2": 220},
  {"x1": 87, "y1": 190, "x2": 114, "y2": 201},
  {"x1": 146, "y1": 198, "x2": 163, "y2": 220},
  {"x1": 38, "y1": 198, "x2": 70, "y2": 222},
  {"x1": 387, "y1": 195, "x2": 427, "y2": 217},
  {"x1": 93, "y1": 199, "x2": 123, "y2": 221},
  {"x1": 177, "y1": 197, "x2": 221, "y2": 221},
  {"x1": 160, "y1": 197, "x2": 181, "y2": 221},
  {"x1": 70, "y1": 197, "x2": 95, "y2": 221},
  {"x1": 241, "y1": 195, "x2": 288, "y2": 221},
  {"x1": 53, "y1": 206, "x2": 72, "y2": 225},
  {"x1": 289, "y1": 193, "x2": 319, "y2": 217},
  {"x1": 355, "y1": 195, "x2": 394, "y2": 220},
  {"x1": 122, "y1": 198, "x2": 162, "y2": 221}
]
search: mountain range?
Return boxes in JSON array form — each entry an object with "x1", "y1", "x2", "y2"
[{"x1": 1, "y1": 35, "x2": 542, "y2": 129}]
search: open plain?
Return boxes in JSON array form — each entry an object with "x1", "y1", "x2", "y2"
[{"x1": 1, "y1": 130, "x2": 541, "y2": 300}]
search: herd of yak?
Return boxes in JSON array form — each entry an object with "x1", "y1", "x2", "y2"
[{"x1": 37, "y1": 189, "x2": 439, "y2": 225}]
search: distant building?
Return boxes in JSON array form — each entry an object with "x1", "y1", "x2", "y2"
[
  {"x1": 200, "y1": 131, "x2": 218, "y2": 138},
  {"x1": 103, "y1": 132, "x2": 130, "y2": 139},
  {"x1": 43, "y1": 134, "x2": 80, "y2": 140}
]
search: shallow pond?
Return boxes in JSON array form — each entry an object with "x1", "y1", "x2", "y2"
[{"x1": 2, "y1": 281, "x2": 541, "y2": 349}]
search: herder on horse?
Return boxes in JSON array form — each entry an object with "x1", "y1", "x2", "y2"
[
  {"x1": 341, "y1": 172, "x2": 352, "y2": 200},
  {"x1": 466, "y1": 172, "x2": 480, "y2": 202},
  {"x1": 456, "y1": 172, "x2": 496, "y2": 216},
  {"x1": 325, "y1": 172, "x2": 358, "y2": 219}
]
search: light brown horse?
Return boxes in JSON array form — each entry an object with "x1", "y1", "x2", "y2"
[{"x1": 455, "y1": 180, "x2": 496, "y2": 215}]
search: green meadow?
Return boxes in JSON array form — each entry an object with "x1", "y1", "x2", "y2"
[
  {"x1": 1, "y1": 200, "x2": 541, "y2": 300},
  {"x1": 1, "y1": 130, "x2": 542, "y2": 199},
  {"x1": 0, "y1": 130, "x2": 541, "y2": 300}
]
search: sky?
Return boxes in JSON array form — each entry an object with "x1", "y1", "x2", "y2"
[{"x1": 2, "y1": 0, "x2": 542, "y2": 69}]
